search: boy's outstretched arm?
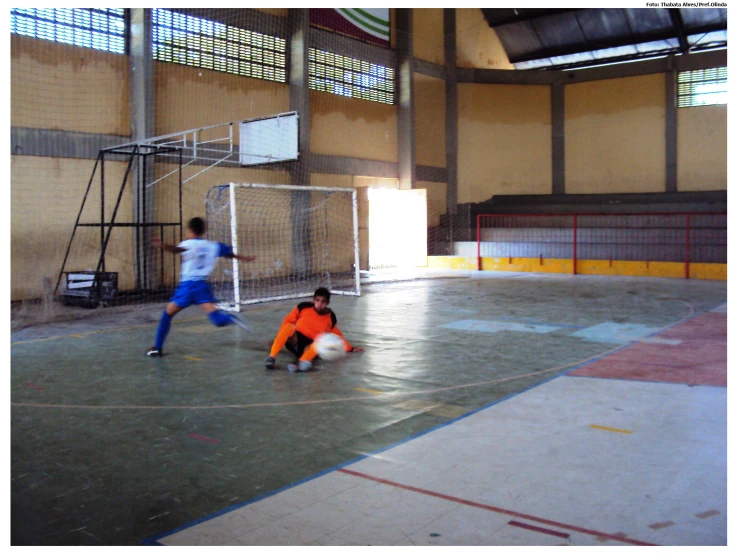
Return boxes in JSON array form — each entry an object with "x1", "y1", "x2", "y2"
[
  {"x1": 224, "y1": 253, "x2": 256, "y2": 263},
  {"x1": 218, "y1": 243, "x2": 256, "y2": 263},
  {"x1": 151, "y1": 237, "x2": 185, "y2": 254},
  {"x1": 333, "y1": 326, "x2": 364, "y2": 352}
]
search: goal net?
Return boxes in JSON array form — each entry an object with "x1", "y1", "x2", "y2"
[{"x1": 206, "y1": 183, "x2": 360, "y2": 309}]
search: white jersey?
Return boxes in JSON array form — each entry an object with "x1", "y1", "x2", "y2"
[{"x1": 178, "y1": 239, "x2": 232, "y2": 282}]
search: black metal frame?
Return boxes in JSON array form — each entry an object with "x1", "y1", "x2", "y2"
[{"x1": 55, "y1": 145, "x2": 184, "y2": 306}]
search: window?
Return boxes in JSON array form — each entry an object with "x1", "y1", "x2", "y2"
[
  {"x1": 10, "y1": 8, "x2": 125, "y2": 53},
  {"x1": 678, "y1": 67, "x2": 727, "y2": 107},
  {"x1": 152, "y1": 9, "x2": 286, "y2": 83},
  {"x1": 309, "y1": 48, "x2": 394, "y2": 105}
]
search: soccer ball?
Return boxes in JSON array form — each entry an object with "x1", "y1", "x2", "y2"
[{"x1": 314, "y1": 332, "x2": 347, "y2": 362}]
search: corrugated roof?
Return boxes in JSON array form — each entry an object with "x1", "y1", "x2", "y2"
[{"x1": 480, "y1": 8, "x2": 727, "y2": 70}]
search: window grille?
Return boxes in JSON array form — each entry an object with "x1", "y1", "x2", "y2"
[
  {"x1": 678, "y1": 67, "x2": 727, "y2": 107},
  {"x1": 309, "y1": 48, "x2": 394, "y2": 105},
  {"x1": 11, "y1": 8, "x2": 126, "y2": 54},
  {"x1": 152, "y1": 8, "x2": 287, "y2": 83}
]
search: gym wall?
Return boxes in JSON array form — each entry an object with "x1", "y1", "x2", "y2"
[
  {"x1": 565, "y1": 74, "x2": 666, "y2": 194},
  {"x1": 458, "y1": 83, "x2": 552, "y2": 203},
  {"x1": 154, "y1": 63, "x2": 289, "y2": 137},
  {"x1": 677, "y1": 105, "x2": 727, "y2": 192},
  {"x1": 413, "y1": 8, "x2": 444, "y2": 66},
  {"x1": 11, "y1": 156, "x2": 135, "y2": 299},
  {"x1": 309, "y1": 92, "x2": 398, "y2": 163},
  {"x1": 455, "y1": 8, "x2": 513, "y2": 70},
  {"x1": 11, "y1": 35, "x2": 130, "y2": 134}
]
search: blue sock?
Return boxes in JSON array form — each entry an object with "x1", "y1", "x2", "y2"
[
  {"x1": 154, "y1": 311, "x2": 173, "y2": 350},
  {"x1": 208, "y1": 310, "x2": 233, "y2": 327}
]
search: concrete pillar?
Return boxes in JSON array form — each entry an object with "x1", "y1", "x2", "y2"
[
  {"x1": 129, "y1": 8, "x2": 155, "y2": 288},
  {"x1": 396, "y1": 8, "x2": 415, "y2": 191},
  {"x1": 288, "y1": 8, "x2": 312, "y2": 276},
  {"x1": 444, "y1": 8, "x2": 458, "y2": 245},
  {"x1": 551, "y1": 81, "x2": 566, "y2": 195},
  {"x1": 665, "y1": 57, "x2": 678, "y2": 193}
]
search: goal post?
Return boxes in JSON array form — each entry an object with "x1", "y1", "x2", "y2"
[
  {"x1": 228, "y1": 183, "x2": 241, "y2": 308},
  {"x1": 207, "y1": 183, "x2": 360, "y2": 311}
]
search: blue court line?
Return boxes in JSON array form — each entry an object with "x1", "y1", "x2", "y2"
[{"x1": 143, "y1": 302, "x2": 721, "y2": 545}]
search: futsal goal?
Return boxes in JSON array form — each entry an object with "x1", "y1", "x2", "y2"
[{"x1": 206, "y1": 183, "x2": 360, "y2": 310}]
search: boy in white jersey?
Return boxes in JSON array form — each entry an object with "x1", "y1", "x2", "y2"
[{"x1": 145, "y1": 217, "x2": 255, "y2": 357}]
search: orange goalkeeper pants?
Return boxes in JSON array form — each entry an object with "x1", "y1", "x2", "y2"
[{"x1": 269, "y1": 324, "x2": 319, "y2": 362}]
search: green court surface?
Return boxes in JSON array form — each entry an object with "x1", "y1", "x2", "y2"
[{"x1": 11, "y1": 273, "x2": 726, "y2": 545}]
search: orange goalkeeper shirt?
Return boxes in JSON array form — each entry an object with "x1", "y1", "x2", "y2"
[{"x1": 283, "y1": 302, "x2": 353, "y2": 351}]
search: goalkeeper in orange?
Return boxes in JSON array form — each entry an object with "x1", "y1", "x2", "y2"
[{"x1": 265, "y1": 287, "x2": 364, "y2": 372}]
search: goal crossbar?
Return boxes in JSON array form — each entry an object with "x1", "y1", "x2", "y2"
[{"x1": 229, "y1": 183, "x2": 356, "y2": 194}]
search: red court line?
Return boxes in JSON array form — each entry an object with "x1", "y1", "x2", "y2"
[
  {"x1": 188, "y1": 433, "x2": 219, "y2": 444},
  {"x1": 338, "y1": 468, "x2": 656, "y2": 546},
  {"x1": 508, "y1": 520, "x2": 570, "y2": 539}
]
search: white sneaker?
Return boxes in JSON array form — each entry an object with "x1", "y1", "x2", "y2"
[{"x1": 145, "y1": 347, "x2": 163, "y2": 357}]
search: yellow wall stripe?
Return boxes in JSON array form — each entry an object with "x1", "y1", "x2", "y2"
[
  {"x1": 482, "y1": 257, "x2": 573, "y2": 274},
  {"x1": 427, "y1": 256, "x2": 477, "y2": 270},
  {"x1": 426, "y1": 257, "x2": 726, "y2": 281},
  {"x1": 576, "y1": 260, "x2": 684, "y2": 279},
  {"x1": 690, "y1": 263, "x2": 727, "y2": 281}
]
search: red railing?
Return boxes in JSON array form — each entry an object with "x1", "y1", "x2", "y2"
[{"x1": 476, "y1": 212, "x2": 727, "y2": 278}]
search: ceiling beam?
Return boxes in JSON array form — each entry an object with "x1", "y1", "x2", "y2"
[
  {"x1": 668, "y1": 9, "x2": 690, "y2": 54},
  {"x1": 482, "y1": 9, "x2": 583, "y2": 28},
  {"x1": 510, "y1": 22, "x2": 725, "y2": 63},
  {"x1": 539, "y1": 50, "x2": 677, "y2": 71}
]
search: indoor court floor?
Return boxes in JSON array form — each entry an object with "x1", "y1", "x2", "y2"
[{"x1": 10, "y1": 272, "x2": 727, "y2": 546}]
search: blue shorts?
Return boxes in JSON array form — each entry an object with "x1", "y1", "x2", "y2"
[{"x1": 170, "y1": 280, "x2": 217, "y2": 309}]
